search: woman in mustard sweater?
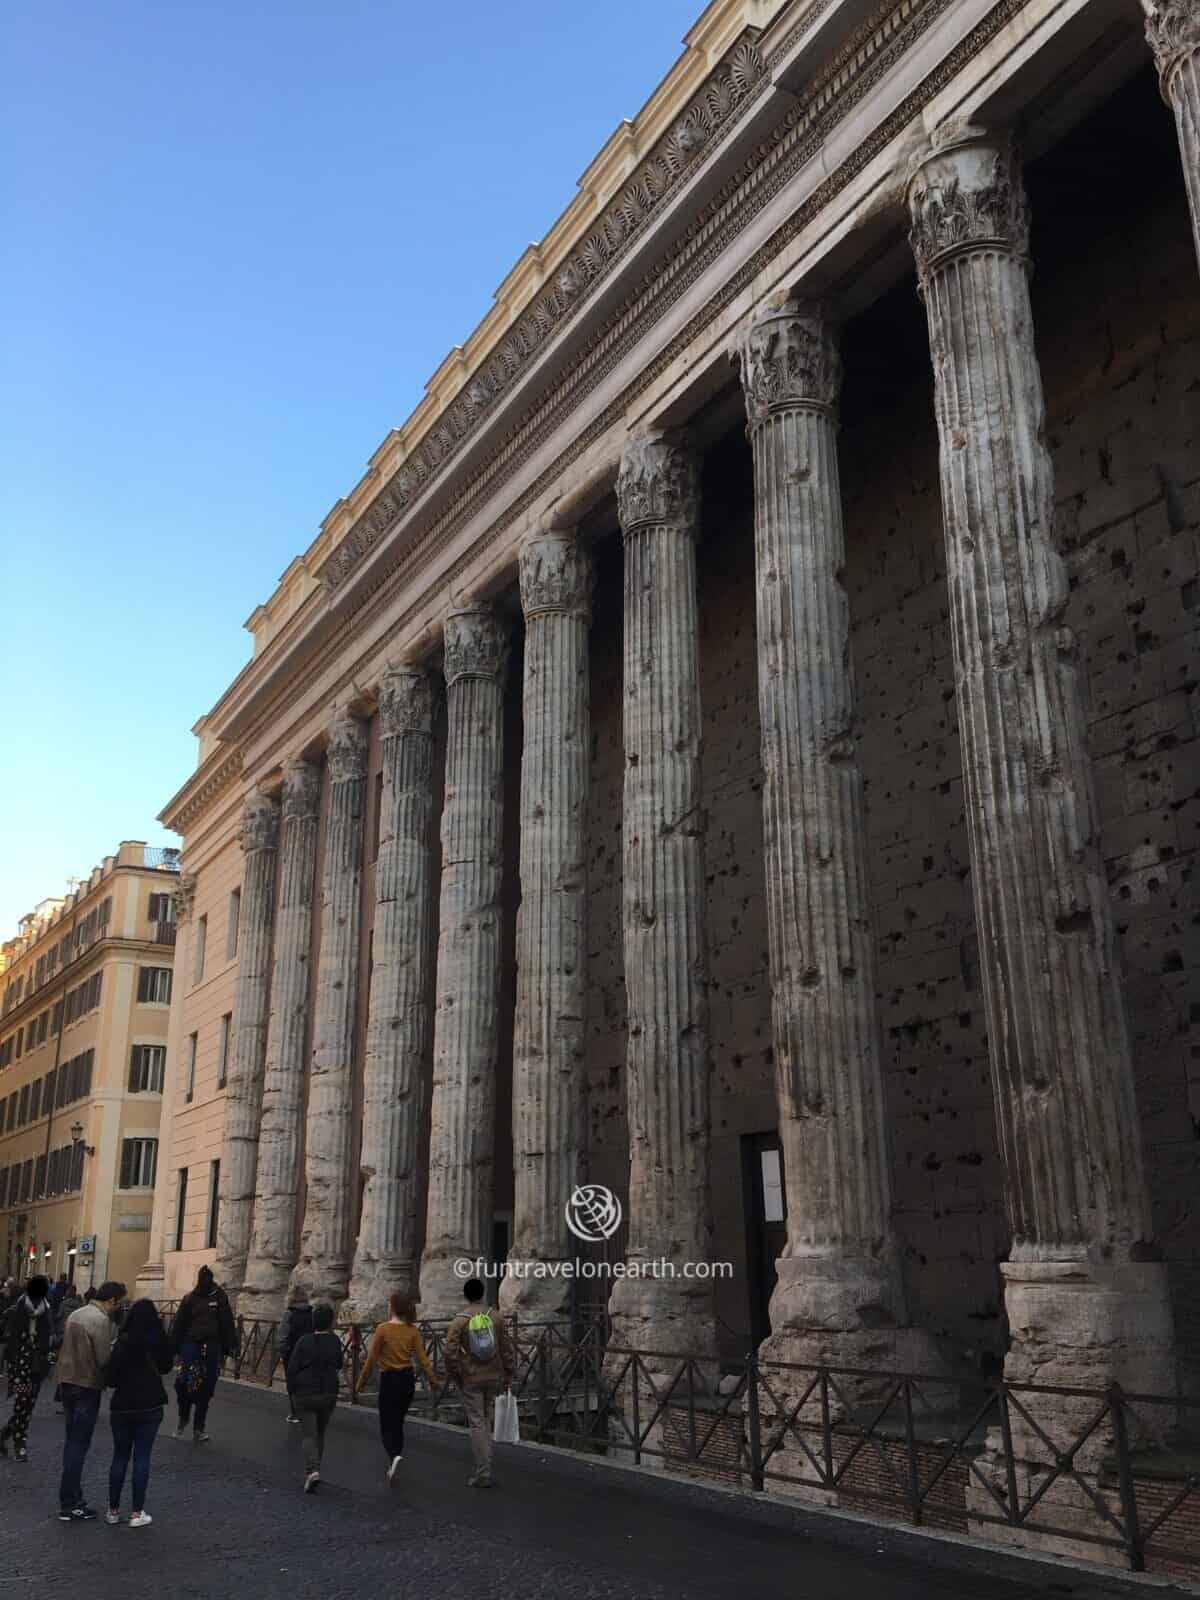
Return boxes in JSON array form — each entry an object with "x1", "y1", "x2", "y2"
[{"x1": 355, "y1": 1292, "x2": 436, "y2": 1482}]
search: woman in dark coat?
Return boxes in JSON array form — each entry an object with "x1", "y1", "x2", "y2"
[
  {"x1": 0, "y1": 1275, "x2": 52, "y2": 1461},
  {"x1": 105, "y1": 1298, "x2": 173, "y2": 1525},
  {"x1": 169, "y1": 1265, "x2": 238, "y2": 1441}
]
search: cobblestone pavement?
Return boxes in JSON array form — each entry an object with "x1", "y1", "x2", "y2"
[{"x1": 0, "y1": 1381, "x2": 1189, "y2": 1600}]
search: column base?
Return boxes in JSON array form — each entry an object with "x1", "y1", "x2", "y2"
[
  {"x1": 419, "y1": 1251, "x2": 484, "y2": 1323},
  {"x1": 498, "y1": 1257, "x2": 574, "y2": 1326},
  {"x1": 133, "y1": 1260, "x2": 164, "y2": 1304},
  {"x1": 768, "y1": 1248, "x2": 906, "y2": 1335},
  {"x1": 344, "y1": 1260, "x2": 418, "y2": 1328},
  {"x1": 288, "y1": 1258, "x2": 351, "y2": 1310},
  {"x1": 607, "y1": 1269, "x2": 719, "y2": 1364}
]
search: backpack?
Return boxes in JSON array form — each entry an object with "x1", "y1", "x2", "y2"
[{"x1": 466, "y1": 1310, "x2": 497, "y2": 1363}]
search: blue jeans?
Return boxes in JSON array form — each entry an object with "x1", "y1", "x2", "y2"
[
  {"x1": 109, "y1": 1406, "x2": 162, "y2": 1513},
  {"x1": 175, "y1": 1341, "x2": 222, "y2": 1430},
  {"x1": 59, "y1": 1384, "x2": 102, "y2": 1511}
]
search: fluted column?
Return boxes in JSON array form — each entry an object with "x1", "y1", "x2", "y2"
[
  {"x1": 908, "y1": 128, "x2": 1174, "y2": 1397},
  {"x1": 346, "y1": 666, "x2": 436, "y2": 1321},
  {"x1": 242, "y1": 759, "x2": 321, "y2": 1316},
  {"x1": 214, "y1": 791, "x2": 280, "y2": 1296},
  {"x1": 500, "y1": 533, "x2": 593, "y2": 1322},
  {"x1": 736, "y1": 301, "x2": 918, "y2": 1361},
  {"x1": 1144, "y1": 1, "x2": 1200, "y2": 277},
  {"x1": 418, "y1": 607, "x2": 510, "y2": 1318},
  {"x1": 609, "y1": 433, "x2": 716, "y2": 1355},
  {"x1": 289, "y1": 715, "x2": 368, "y2": 1304}
]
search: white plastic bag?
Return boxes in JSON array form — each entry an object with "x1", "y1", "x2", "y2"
[{"x1": 493, "y1": 1390, "x2": 520, "y2": 1444}]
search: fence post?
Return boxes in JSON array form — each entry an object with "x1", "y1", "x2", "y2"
[
  {"x1": 997, "y1": 1383, "x2": 1020, "y2": 1524},
  {"x1": 1109, "y1": 1382, "x2": 1145, "y2": 1573},
  {"x1": 537, "y1": 1333, "x2": 549, "y2": 1443},
  {"x1": 631, "y1": 1356, "x2": 642, "y2": 1467},
  {"x1": 820, "y1": 1366, "x2": 834, "y2": 1488},
  {"x1": 350, "y1": 1325, "x2": 361, "y2": 1405},
  {"x1": 234, "y1": 1315, "x2": 244, "y2": 1380},
  {"x1": 746, "y1": 1352, "x2": 765, "y2": 1493},
  {"x1": 903, "y1": 1376, "x2": 923, "y2": 1526}
]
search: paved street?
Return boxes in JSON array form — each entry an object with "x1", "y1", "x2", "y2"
[{"x1": 0, "y1": 1379, "x2": 1189, "y2": 1600}]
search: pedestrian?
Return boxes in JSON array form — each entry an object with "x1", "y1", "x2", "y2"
[
  {"x1": 0, "y1": 1278, "x2": 19, "y2": 1379},
  {"x1": 285, "y1": 1302, "x2": 343, "y2": 1494},
  {"x1": 277, "y1": 1284, "x2": 313, "y2": 1425},
  {"x1": 104, "y1": 1299, "x2": 172, "y2": 1527},
  {"x1": 354, "y1": 1291, "x2": 436, "y2": 1483},
  {"x1": 55, "y1": 1279, "x2": 126, "y2": 1522},
  {"x1": 169, "y1": 1265, "x2": 237, "y2": 1442},
  {"x1": 443, "y1": 1279, "x2": 514, "y2": 1489},
  {"x1": 48, "y1": 1274, "x2": 69, "y2": 1314},
  {"x1": 0, "y1": 1274, "x2": 53, "y2": 1463}
]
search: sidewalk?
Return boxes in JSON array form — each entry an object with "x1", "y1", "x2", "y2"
[{"x1": 0, "y1": 1380, "x2": 1192, "y2": 1600}]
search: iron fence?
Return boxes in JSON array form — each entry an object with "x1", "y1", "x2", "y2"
[{"x1": 159, "y1": 1307, "x2": 1197, "y2": 1576}]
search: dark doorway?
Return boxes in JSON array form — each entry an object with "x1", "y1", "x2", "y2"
[{"x1": 742, "y1": 1132, "x2": 786, "y2": 1346}]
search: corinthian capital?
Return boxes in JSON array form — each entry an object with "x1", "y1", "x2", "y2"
[
  {"x1": 443, "y1": 605, "x2": 510, "y2": 687},
  {"x1": 907, "y1": 126, "x2": 1030, "y2": 284},
  {"x1": 174, "y1": 873, "x2": 197, "y2": 926},
  {"x1": 616, "y1": 432, "x2": 700, "y2": 537},
  {"x1": 378, "y1": 663, "x2": 435, "y2": 738},
  {"x1": 736, "y1": 299, "x2": 841, "y2": 425},
  {"x1": 239, "y1": 791, "x2": 280, "y2": 855},
  {"x1": 282, "y1": 757, "x2": 322, "y2": 820},
  {"x1": 1143, "y1": 0, "x2": 1200, "y2": 94},
  {"x1": 326, "y1": 713, "x2": 368, "y2": 783},
  {"x1": 518, "y1": 531, "x2": 594, "y2": 620}
]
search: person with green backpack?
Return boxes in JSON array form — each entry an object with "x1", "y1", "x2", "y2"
[{"x1": 444, "y1": 1278, "x2": 514, "y2": 1488}]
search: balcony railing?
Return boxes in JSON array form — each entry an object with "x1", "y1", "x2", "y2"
[
  {"x1": 143, "y1": 848, "x2": 181, "y2": 871},
  {"x1": 153, "y1": 921, "x2": 177, "y2": 946}
]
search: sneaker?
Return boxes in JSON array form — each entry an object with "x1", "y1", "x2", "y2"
[
  {"x1": 14, "y1": 1448, "x2": 27, "y2": 1463},
  {"x1": 303, "y1": 1471, "x2": 320, "y2": 1494},
  {"x1": 58, "y1": 1505, "x2": 97, "y2": 1522},
  {"x1": 0, "y1": 1434, "x2": 8, "y2": 1458},
  {"x1": 105, "y1": 1510, "x2": 121, "y2": 1526},
  {"x1": 171, "y1": 1424, "x2": 186, "y2": 1440},
  {"x1": 193, "y1": 1430, "x2": 210, "y2": 1443},
  {"x1": 286, "y1": 1414, "x2": 300, "y2": 1424},
  {"x1": 387, "y1": 1454, "x2": 403, "y2": 1483},
  {"x1": 128, "y1": 1511, "x2": 153, "y2": 1528}
]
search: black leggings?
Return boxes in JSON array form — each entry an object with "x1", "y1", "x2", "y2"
[{"x1": 378, "y1": 1369, "x2": 415, "y2": 1459}]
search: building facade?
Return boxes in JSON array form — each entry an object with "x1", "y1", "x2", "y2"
[
  {"x1": 0, "y1": 842, "x2": 179, "y2": 1289},
  {"x1": 145, "y1": 0, "x2": 1199, "y2": 1410}
]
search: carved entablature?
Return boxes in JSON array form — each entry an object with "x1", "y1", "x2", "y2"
[
  {"x1": 518, "y1": 532, "x2": 594, "y2": 620},
  {"x1": 1143, "y1": 0, "x2": 1200, "y2": 96},
  {"x1": 616, "y1": 433, "x2": 700, "y2": 537},
  {"x1": 240, "y1": 792, "x2": 281, "y2": 855},
  {"x1": 281, "y1": 757, "x2": 322, "y2": 820},
  {"x1": 173, "y1": 874, "x2": 197, "y2": 926},
  {"x1": 443, "y1": 607, "x2": 510, "y2": 687},
  {"x1": 907, "y1": 127, "x2": 1030, "y2": 285},
  {"x1": 736, "y1": 301, "x2": 841, "y2": 425},
  {"x1": 378, "y1": 664, "x2": 435, "y2": 739},
  {"x1": 326, "y1": 714, "x2": 369, "y2": 783},
  {"x1": 317, "y1": 34, "x2": 766, "y2": 598}
]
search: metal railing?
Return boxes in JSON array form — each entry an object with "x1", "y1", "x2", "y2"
[{"x1": 162, "y1": 1309, "x2": 1197, "y2": 1576}]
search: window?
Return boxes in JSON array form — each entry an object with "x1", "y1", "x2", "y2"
[
  {"x1": 14, "y1": 1028, "x2": 22, "y2": 1061},
  {"x1": 137, "y1": 967, "x2": 172, "y2": 1005},
  {"x1": 148, "y1": 892, "x2": 175, "y2": 924},
  {"x1": 193, "y1": 914, "x2": 207, "y2": 984},
  {"x1": 34, "y1": 1154, "x2": 46, "y2": 1198},
  {"x1": 119, "y1": 1137, "x2": 158, "y2": 1190},
  {"x1": 70, "y1": 1141, "x2": 85, "y2": 1190},
  {"x1": 206, "y1": 1160, "x2": 220, "y2": 1249},
  {"x1": 18, "y1": 1084, "x2": 30, "y2": 1125},
  {"x1": 174, "y1": 1168, "x2": 188, "y2": 1251},
  {"x1": 217, "y1": 1013, "x2": 232, "y2": 1089},
  {"x1": 185, "y1": 1032, "x2": 197, "y2": 1103},
  {"x1": 227, "y1": 889, "x2": 241, "y2": 960},
  {"x1": 129, "y1": 1044, "x2": 166, "y2": 1094}
]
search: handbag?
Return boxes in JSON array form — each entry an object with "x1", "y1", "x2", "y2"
[{"x1": 493, "y1": 1390, "x2": 520, "y2": 1445}]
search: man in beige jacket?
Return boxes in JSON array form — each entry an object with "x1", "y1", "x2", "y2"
[
  {"x1": 55, "y1": 1279, "x2": 125, "y2": 1522},
  {"x1": 445, "y1": 1278, "x2": 515, "y2": 1488}
]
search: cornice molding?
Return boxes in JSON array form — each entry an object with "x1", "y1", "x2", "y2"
[{"x1": 162, "y1": 747, "x2": 244, "y2": 837}]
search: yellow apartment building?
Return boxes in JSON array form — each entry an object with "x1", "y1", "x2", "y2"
[{"x1": 0, "y1": 841, "x2": 179, "y2": 1289}]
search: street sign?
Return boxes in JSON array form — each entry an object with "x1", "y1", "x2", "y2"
[{"x1": 77, "y1": 1236, "x2": 95, "y2": 1256}]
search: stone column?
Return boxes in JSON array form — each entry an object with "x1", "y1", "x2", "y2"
[
  {"x1": 346, "y1": 666, "x2": 437, "y2": 1322},
  {"x1": 907, "y1": 128, "x2": 1174, "y2": 1399},
  {"x1": 500, "y1": 532, "x2": 593, "y2": 1323},
  {"x1": 213, "y1": 791, "x2": 280, "y2": 1297},
  {"x1": 290, "y1": 714, "x2": 368, "y2": 1304},
  {"x1": 736, "y1": 300, "x2": 924, "y2": 1366},
  {"x1": 609, "y1": 433, "x2": 716, "y2": 1356},
  {"x1": 1144, "y1": 1, "x2": 1200, "y2": 276},
  {"x1": 242, "y1": 758, "x2": 321, "y2": 1317},
  {"x1": 418, "y1": 607, "x2": 510, "y2": 1318}
]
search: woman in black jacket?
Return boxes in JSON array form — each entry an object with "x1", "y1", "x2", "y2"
[
  {"x1": 169, "y1": 1265, "x2": 237, "y2": 1441},
  {"x1": 106, "y1": 1299, "x2": 173, "y2": 1526},
  {"x1": 285, "y1": 1302, "x2": 343, "y2": 1494}
]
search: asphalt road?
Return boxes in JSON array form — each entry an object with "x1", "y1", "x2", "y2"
[{"x1": 0, "y1": 1379, "x2": 1189, "y2": 1600}]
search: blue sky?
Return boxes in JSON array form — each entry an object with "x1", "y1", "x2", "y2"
[{"x1": 1, "y1": 0, "x2": 701, "y2": 932}]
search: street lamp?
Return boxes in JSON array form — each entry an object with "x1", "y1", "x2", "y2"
[{"x1": 69, "y1": 1123, "x2": 96, "y2": 1287}]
